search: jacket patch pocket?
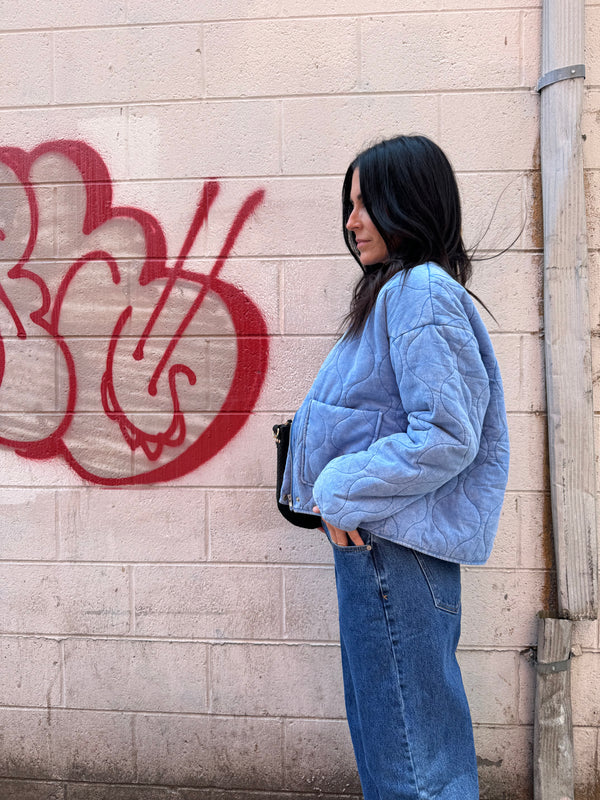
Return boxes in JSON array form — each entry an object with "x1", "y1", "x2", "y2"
[
  {"x1": 301, "y1": 398, "x2": 383, "y2": 487},
  {"x1": 413, "y1": 551, "x2": 461, "y2": 614}
]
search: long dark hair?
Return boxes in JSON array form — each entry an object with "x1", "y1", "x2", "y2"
[{"x1": 342, "y1": 135, "x2": 473, "y2": 337}]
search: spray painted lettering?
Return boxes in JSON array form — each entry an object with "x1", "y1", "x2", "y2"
[{"x1": 0, "y1": 140, "x2": 268, "y2": 484}]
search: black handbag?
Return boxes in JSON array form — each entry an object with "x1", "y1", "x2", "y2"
[{"x1": 273, "y1": 420, "x2": 322, "y2": 529}]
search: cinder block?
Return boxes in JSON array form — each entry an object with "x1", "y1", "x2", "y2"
[
  {"x1": 283, "y1": 718, "x2": 360, "y2": 794},
  {"x1": 517, "y1": 491, "x2": 552, "y2": 570},
  {"x1": 282, "y1": 95, "x2": 439, "y2": 176},
  {"x1": 473, "y1": 724, "x2": 532, "y2": 800},
  {"x1": 0, "y1": 780, "x2": 65, "y2": 800},
  {"x1": 208, "y1": 489, "x2": 333, "y2": 565},
  {"x1": 205, "y1": 338, "x2": 243, "y2": 410},
  {"x1": 461, "y1": 169, "x2": 542, "y2": 252},
  {"x1": 574, "y1": 727, "x2": 599, "y2": 798},
  {"x1": 64, "y1": 639, "x2": 208, "y2": 713},
  {"x1": 488, "y1": 334, "x2": 526, "y2": 413},
  {"x1": 215, "y1": 257, "x2": 280, "y2": 335},
  {"x1": 134, "y1": 565, "x2": 282, "y2": 639},
  {"x1": 592, "y1": 334, "x2": 600, "y2": 413},
  {"x1": 506, "y1": 413, "x2": 548, "y2": 493},
  {"x1": 457, "y1": 172, "x2": 543, "y2": 264},
  {"x1": 585, "y1": 170, "x2": 600, "y2": 250},
  {"x1": 0, "y1": 636, "x2": 61, "y2": 707},
  {"x1": 457, "y1": 649, "x2": 519, "y2": 725},
  {"x1": 168, "y1": 411, "x2": 288, "y2": 488},
  {"x1": 283, "y1": 566, "x2": 339, "y2": 642},
  {"x1": 124, "y1": 252, "x2": 279, "y2": 342},
  {"x1": 0, "y1": 0, "x2": 126, "y2": 27},
  {"x1": 0, "y1": 108, "x2": 129, "y2": 179},
  {"x1": 0, "y1": 337, "x2": 63, "y2": 415},
  {"x1": 572, "y1": 619, "x2": 598, "y2": 650},
  {"x1": 202, "y1": 178, "x2": 342, "y2": 259},
  {"x1": 587, "y1": 7, "x2": 600, "y2": 87},
  {"x1": 53, "y1": 396, "x2": 258, "y2": 489},
  {"x1": 0, "y1": 33, "x2": 52, "y2": 106},
  {"x1": 588, "y1": 251, "x2": 600, "y2": 334},
  {"x1": 442, "y1": 0, "x2": 539, "y2": 6},
  {"x1": 210, "y1": 642, "x2": 345, "y2": 717},
  {"x1": 517, "y1": 649, "x2": 535, "y2": 725},
  {"x1": 54, "y1": 27, "x2": 202, "y2": 105},
  {"x1": 127, "y1": 274, "x2": 231, "y2": 342},
  {"x1": 135, "y1": 714, "x2": 283, "y2": 789},
  {"x1": 441, "y1": 92, "x2": 539, "y2": 172},
  {"x1": 0, "y1": 490, "x2": 57, "y2": 560},
  {"x1": 128, "y1": 102, "x2": 280, "y2": 179},
  {"x1": 62, "y1": 411, "x2": 166, "y2": 484},
  {"x1": 485, "y1": 490, "x2": 518, "y2": 570},
  {"x1": 128, "y1": 0, "x2": 274, "y2": 23},
  {"x1": 60, "y1": 335, "x2": 239, "y2": 418},
  {"x1": 0, "y1": 708, "x2": 135, "y2": 783},
  {"x1": 362, "y1": 12, "x2": 523, "y2": 93},
  {"x1": 283, "y1": 259, "x2": 355, "y2": 335},
  {"x1": 257, "y1": 335, "x2": 336, "y2": 412},
  {"x1": 0, "y1": 445, "x2": 75, "y2": 487},
  {"x1": 286, "y1": 0, "x2": 440, "y2": 9},
  {"x1": 0, "y1": 182, "x2": 53, "y2": 263},
  {"x1": 204, "y1": 19, "x2": 358, "y2": 97},
  {"x1": 490, "y1": 333, "x2": 545, "y2": 414},
  {"x1": 521, "y1": 10, "x2": 542, "y2": 90},
  {"x1": 0, "y1": 565, "x2": 130, "y2": 635},
  {"x1": 58, "y1": 487, "x2": 206, "y2": 562},
  {"x1": 518, "y1": 333, "x2": 546, "y2": 411},
  {"x1": 572, "y1": 652, "x2": 600, "y2": 726},
  {"x1": 54, "y1": 173, "x2": 151, "y2": 262},
  {"x1": 461, "y1": 567, "x2": 547, "y2": 647},
  {"x1": 593, "y1": 416, "x2": 600, "y2": 502},
  {"x1": 40, "y1": 283, "x2": 132, "y2": 359},
  {"x1": 583, "y1": 91, "x2": 600, "y2": 170}
]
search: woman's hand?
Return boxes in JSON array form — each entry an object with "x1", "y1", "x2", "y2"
[{"x1": 313, "y1": 506, "x2": 364, "y2": 547}]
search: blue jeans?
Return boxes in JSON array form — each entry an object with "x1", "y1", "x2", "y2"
[{"x1": 326, "y1": 528, "x2": 479, "y2": 799}]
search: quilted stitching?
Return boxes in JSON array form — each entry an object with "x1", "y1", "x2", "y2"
[{"x1": 280, "y1": 262, "x2": 510, "y2": 565}]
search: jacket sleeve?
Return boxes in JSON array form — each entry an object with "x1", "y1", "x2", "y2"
[{"x1": 311, "y1": 318, "x2": 491, "y2": 532}]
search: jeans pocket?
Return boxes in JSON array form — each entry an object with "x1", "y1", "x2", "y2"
[
  {"x1": 323, "y1": 524, "x2": 372, "y2": 553},
  {"x1": 413, "y1": 551, "x2": 461, "y2": 614}
]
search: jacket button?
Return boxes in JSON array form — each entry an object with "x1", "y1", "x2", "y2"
[{"x1": 296, "y1": 497, "x2": 300, "y2": 503}]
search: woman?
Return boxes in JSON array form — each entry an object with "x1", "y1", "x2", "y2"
[{"x1": 279, "y1": 135, "x2": 510, "y2": 799}]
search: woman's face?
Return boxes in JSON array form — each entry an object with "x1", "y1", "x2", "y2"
[{"x1": 346, "y1": 169, "x2": 388, "y2": 266}]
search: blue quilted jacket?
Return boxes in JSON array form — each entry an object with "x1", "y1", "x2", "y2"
[{"x1": 280, "y1": 262, "x2": 510, "y2": 565}]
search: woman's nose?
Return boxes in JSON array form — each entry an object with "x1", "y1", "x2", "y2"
[{"x1": 346, "y1": 209, "x2": 358, "y2": 229}]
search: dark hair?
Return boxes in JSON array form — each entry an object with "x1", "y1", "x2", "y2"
[{"x1": 341, "y1": 135, "x2": 472, "y2": 337}]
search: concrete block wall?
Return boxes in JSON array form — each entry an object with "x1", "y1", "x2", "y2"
[{"x1": 0, "y1": 1, "x2": 598, "y2": 798}]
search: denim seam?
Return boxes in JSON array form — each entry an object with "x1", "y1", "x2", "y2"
[
  {"x1": 371, "y1": 541, "x2": 423, "y2": 799},
  {"x1": 338, "y1": 629, "x2": 381, "y2": 800}
]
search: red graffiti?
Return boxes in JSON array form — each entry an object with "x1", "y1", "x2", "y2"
[{"x1": 0, "y1": 140, "x2": 268, "y2": 484}]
